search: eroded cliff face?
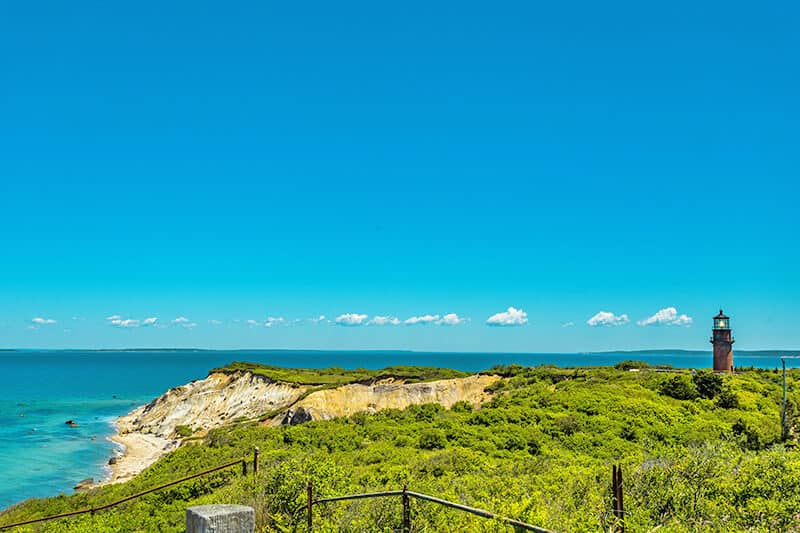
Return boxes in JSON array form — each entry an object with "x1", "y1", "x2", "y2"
[
  {"x1": 117, "y1": 371, "x2": 501, "y2": 439},
  {"x1": 106, "y1": 371, "x2": 501, "y2": 486},
  {"x1": 276, "y1": 375, "x2": 499, "y2": 425},
  {"x1": 117, "y1": 372, "x2": 310, "y2": 438}
]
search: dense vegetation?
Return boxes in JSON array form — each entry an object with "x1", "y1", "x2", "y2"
[
  {"x1": 213, "y1": 362, "x2": 469, "y2": 385},
  {"x1": 2, "y1": 364, "x2": 799, "y2": 532}
]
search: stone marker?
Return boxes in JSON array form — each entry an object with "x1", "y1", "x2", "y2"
[{"x1": 186, "y1": 505, "x2": 255, "y2": 533}]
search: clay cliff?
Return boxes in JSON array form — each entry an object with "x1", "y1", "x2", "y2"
[{"x1": 117, "y1": 371, "x2": 499, "y2": 439}]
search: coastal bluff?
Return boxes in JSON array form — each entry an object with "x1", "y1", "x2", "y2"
[{"x1": 109, "y1": 366, "x2": 500, "y2": 483}]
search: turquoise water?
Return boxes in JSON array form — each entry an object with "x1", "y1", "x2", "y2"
[{"x1": 0, "y1": 349, "x2": 795, "y2": 509}]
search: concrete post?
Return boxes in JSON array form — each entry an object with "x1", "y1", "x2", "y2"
[{"x1": 186, "y1": 505, "x2": 255, "y2": 533}]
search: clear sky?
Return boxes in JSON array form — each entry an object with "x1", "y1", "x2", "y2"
[{"x1": 1, "y1": 1, "x2": 797, "y2": 351}]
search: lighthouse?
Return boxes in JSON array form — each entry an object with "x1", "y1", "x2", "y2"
[{"x1": 710, "y1": 309, "x2": 734, "y2": 373}]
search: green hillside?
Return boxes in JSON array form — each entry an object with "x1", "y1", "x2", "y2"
[{"x1": 2, "y1": 363, "x2": 800, "y2": 532}]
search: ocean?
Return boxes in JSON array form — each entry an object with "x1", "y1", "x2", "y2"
[{"x1": 0, "y1": 348, "x2": 796, "y2": 510}]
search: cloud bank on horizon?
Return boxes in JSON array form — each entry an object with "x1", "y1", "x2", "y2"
[
  {"x1": 334, "y1": 313, "x2": 469, "y2": 326},
  {"x1": 28, "y1": 306, "x2": 697, "y2": 331},
  {"x1": 106, "y1": 315, "x2": 158, "y2": 329}
]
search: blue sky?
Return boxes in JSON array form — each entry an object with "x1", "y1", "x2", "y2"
[{"x1": 1, "y1": 1, "x2": 797, "y2": 351}]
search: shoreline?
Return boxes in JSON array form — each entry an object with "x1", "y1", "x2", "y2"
[{"x1": 97, "y1": 422, "x2": 177, "y2": 487}]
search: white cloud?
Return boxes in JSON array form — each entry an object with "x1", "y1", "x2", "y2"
[
  {"x1": 208, "y1": 319, "x2": 223, "y2": 326},
  {"x1": 170, "y1": 316, "x2": 199, "y2": 329},
  {"x1": 31, "y1": 317, "x2": 57, "y2": 325},
  {"x1": 637, "y1": 307, "x2": 693, "y2": 327},
  {"x1": 110, "y1": 318, "x2": 140, "y2": 328},
  {"x1": 404, "y1": 314, "x2": 440, "y2": 326},
  {"x1": 437, "y1": 313, "x2": 467, "y2": 326},
  {"x1": 368, "y1": 316, "x2": 401, "y2": 326},
  {"x1": 265, "y1": 317, "x2": 287, "y2": 328},
  {"x1": 485, "y1": 307, "x2": 528, "y2": 327},
  {"x1": 311, "y1": 315, "x2": 328, "y2": 324},
  {"x1": 335, "y1": 313, "x2": 369, "y2": 326},
  {"x1": 246, "y1": 319, "x2": 261, "y2": 326},
  {"x1": 561, "y1": 321, "x2": 575, "y2": 328},
  {"x1": 587, "y1": 311, "x2": 629, "y2": 327},
  {"x1": 105, "y1": 315, "x2": 158, "y2": 328}
]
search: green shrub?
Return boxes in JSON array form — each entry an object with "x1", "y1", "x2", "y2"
[
  {"x1": 418, "y1": 429, "x2": 447, "y2": 450},
  {"x1": 716, "y1": 387, "x2": 739, "y2": 409},
  {"x1": 614, "y1": 360, "x2": 650, "y2": 371},
  {"x1": 693, "y1": 370, "x2": 723, "y2": 399},
  {"x1": 450, "y1": 400, "x2": 473, "y2": 413},
  {"x1": 660, "y1": 375, "x2": 699, "y2": 400}
]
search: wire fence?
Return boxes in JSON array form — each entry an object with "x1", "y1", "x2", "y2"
[
  {"x1": 308, "y1": 482, "x2": 555, "y2": 532},
  {"x1": 0, "y1": 446, "x2": 627, "y2": 533},
  {"x1": 0, "y1": 456, "x2": 249, "y2": 531}
]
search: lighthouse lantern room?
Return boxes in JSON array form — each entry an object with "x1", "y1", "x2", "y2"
[{"x1": 711, "y1": 309, "x2": 734, "y2": 373}]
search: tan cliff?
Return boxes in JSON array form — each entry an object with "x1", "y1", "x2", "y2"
[
  {"x1": 277, "y1": 375, "x2": 499, "y2": 425},
  {"x1": 106, "y1": 371, "x2": 500, "y2": 485},
  {"x1": 116, "y1": 371, "x2": 310, "y2": 438}
]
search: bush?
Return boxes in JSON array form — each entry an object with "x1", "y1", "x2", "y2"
[
  {"x1": 502, "y1": 432, "x2": 528, "y2": 451},
  {"x1": 175, "y1": 425, "x2": 193, "y2": 437},
  {"x1": 527, "y1": 439, "x2": 542, "y2": 456},
  {"x1": 732, "y1": 419, "x2": 767, "y2": 450},
  {"x1": 660, "y1": 375, "x2": 699, "y2": 400},
  {"x1": 716, "y1": 387, "x2": 739, "y2": 409},
  {"x1": 418, "y1": 429, "x2": 447, "y2": 450},
  {"x1": 408, "y1": 403, "x2": 444, "y2": 422},
  {"x1": 693, "y1": 370, "x2": 723, "y2": 399},
  {"x1": 450, "y1": 400, "x2": 473, "y2": 413},
  {"x1": 620, "y1": 425, "x2": 638, "y2": 442},
  {"x1": 556, "y1": 415, "x2": 581, "y2": 436},
  {"x1": 615, "y1": 360, "x2": 650, "y2": 371}
]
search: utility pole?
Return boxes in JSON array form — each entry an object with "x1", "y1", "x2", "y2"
[
  {"x1": 783, "y1": 359, "x2": 788, "y2": 441},
  {"x1": 779, "y1": 356, "x2": 800, "y2": 441}
]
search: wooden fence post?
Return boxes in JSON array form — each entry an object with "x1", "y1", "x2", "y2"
[
  {"x1": 307, "y1": 481, "x2": 313, "y2": 530},
  {"x1": 241, "y1": 458, "x2": 247, "y2": 476},
  {"x1": 612, "y1": 465, "x2": 625, "y2": 533},
  {"x1": 253, "y1": 447, "x2": 259, "y2": 475},
  {"x1": 402, "y1": 484, "x2": 411, "y2": 533}
]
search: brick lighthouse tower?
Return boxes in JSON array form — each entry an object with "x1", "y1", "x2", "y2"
[{"x1": 710, "y1": 309, "x2": 734, "y2": 373}]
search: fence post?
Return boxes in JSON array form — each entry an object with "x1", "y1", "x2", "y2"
[
  {"x1": 253, "y1": 447, "x2": 260, "y2": 475},
  {"x1": 612, "y1": 465, "x2": 625, "y2": 533},
  {"x1": 241, "y1": 458, "x2": 247, "y2": 476},
  {"x1": 307, "y1": 481, "x2": 313, "y2": 530},
  {"x1": 618, "y1": 465, "x2": 625, "y2": 533},
  {"x1": 402, "y1": 484, "x2": 411, "y2": 533}
]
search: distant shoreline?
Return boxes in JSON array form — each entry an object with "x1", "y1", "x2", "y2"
[{"x1": 2, "y1": 348, "x2": 799, "y2": 356}]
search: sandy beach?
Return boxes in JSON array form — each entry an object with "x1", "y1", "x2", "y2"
[{"x1": 101, "y1": 431, "x2": 177, "y2": 485}]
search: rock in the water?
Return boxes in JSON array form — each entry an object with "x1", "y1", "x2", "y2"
[
  {"x1": 186, "y1": 504, "x2": 254, "y2": 533},
  {"x1": 74, "y1": 478, "x2": 93, "y2": 490},
  {"x1": 108, "y1": 456, "x2": 118, "y2": 465}
]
